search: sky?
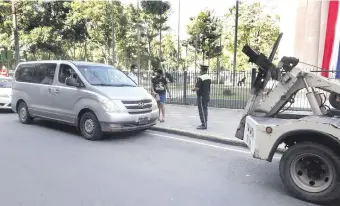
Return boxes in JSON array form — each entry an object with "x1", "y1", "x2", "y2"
[{"x1": 121, "y1": 0, "x2": 280, "y2": 40}]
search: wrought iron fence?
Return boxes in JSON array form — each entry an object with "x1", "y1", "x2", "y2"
[
  {"x1": 136, "y1": 68, "x2": 340, "y2": 111},
  {"x1": 137, "y1": 70, "x2": 252, "y2": 110}
]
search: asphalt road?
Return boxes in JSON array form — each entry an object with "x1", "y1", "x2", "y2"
[{"x1": 0, "y1": 111, "x2": 320, "y2": 206}]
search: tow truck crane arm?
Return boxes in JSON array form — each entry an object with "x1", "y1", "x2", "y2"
[{"x1": 235, "y1": 34, "x2": 340, "y2": 140}]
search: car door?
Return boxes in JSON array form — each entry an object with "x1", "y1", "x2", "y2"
[
  {"x1": 18, "y1": 63, "x2": 57, "y2": 118},
  {"x1": 49, "y1": 63, "x2": 85, "y2": 124}
]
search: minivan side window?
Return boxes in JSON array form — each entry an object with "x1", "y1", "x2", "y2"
[
  {"x1": 15, "y1": 64, "x2": 34, "y2": 83},
  {"x1": 15, "y1": 63, "x2": 57, "y2": 85},
  {"x1": 36, "y1": 63, "x2": 57, "y2": 85},
  {"x1": 58, "y1": 64, "x2": 79, "y2": 85}
]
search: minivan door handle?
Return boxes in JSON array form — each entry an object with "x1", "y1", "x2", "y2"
[
  {"x1": 48, "y1": 87, "x2": 52, "y2": 94},
  {"x1": 53, "y1": 88, "x2": 60, "y2": 95}
]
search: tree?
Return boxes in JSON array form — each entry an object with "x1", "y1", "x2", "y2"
[
  {"x1": 141, "y1": 0, "x2": 171, "y2": 70},
  {"x1": 66, "y1": 0, "x2": 127, "y2": 65},
  {"x1": 0, "y1": 0, "x2": 280, "y2": 74},
  {"x1": 159, "y1": 34, "x2": 177, "y2": 69},
  {"x1": 17, "y1": 1, "x2": 73, "y2": 59},
  {"x1": 187, "y1": 10, "x2": 222, "y2": 65},
  {"x1": 224, "y1": 2, "x2": 280, "y2": 71},
  {"x1": 0, "y1": 1, "x2": 12, "y2": 49},
  {"x1": 115, "y1": 3, "x2": 144, "y2": 69}
]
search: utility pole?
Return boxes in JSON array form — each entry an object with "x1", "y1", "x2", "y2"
[
  {"x1": 217, "y1": 35, "x2": 222, "y2": 84},
  {"x1": 185, "y1": 43, "x2": 188, "y2": 69},
  {"x1": 159, "y1": 1, "x2": 162, "y2": 66},
  {"x1": 111, "y1": 1, "x2": 116, "y2": 65},
  {"x1": 137, "y1": 0, "x2": 141, "y2": 84},
  {"x1": 12, "y1": 0, "x2": 20, "y2": 67},
  {"x1": 177, "y1": 0, "x2": 180, "y2": 70},
  {"x1": 232, "y1": 0, "x2": 239, "y2": 86},
  {"x1": 194, "y1": 33, "x2": 198, "y2": 74}
]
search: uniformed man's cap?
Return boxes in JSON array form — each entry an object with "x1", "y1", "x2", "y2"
[{"x1": 200, "y1": 64, "x2": 209, "y2": 71}]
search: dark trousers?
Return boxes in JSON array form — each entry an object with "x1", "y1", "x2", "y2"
[{"x1": 197, "y1": 96, "x2": 208, "y2": 126}]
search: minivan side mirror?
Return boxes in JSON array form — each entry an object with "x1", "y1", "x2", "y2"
[{"x1": 65, "y1": 77, "x2": 80, "y2": 87}]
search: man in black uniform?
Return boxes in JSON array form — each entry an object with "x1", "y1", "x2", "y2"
[{"x1": 192, "y1": 65, "x2": 211, "y2": 129}]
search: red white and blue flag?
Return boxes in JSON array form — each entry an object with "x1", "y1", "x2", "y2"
[{"x1": 323, "y1": 0, "x2": 340, "y2": 78}]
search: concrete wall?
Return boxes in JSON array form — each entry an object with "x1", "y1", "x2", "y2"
[{"x1": 278, "y1": 0, "x2": 329, "y2": 69}]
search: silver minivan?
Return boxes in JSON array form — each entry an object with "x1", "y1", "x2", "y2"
[{"x1": 11, "y1": 60, "x2": 159, "y2": 140}]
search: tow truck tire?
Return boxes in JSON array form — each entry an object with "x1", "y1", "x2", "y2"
[{"x1": 279, "y1": 142, "x2": 340, "y2": 205}]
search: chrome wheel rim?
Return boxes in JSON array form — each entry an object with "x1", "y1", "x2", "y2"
[
  {"x1": 84, "y1": 119, "x2": 95, "y2": 134},
  {"x1": 290, "y1": 153, "x2": 334, "y2": 193},
  {"x1": 19, "y1": 107, "x2": 27, "y2": 122}
]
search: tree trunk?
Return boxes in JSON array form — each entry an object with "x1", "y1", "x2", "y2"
[
  {"x1": 107, "y1": 45, "x2": 111, "y2": 64},
  {"x1": 12, "y1": 0, "x2": 20, "y2": 66},
  {"x1": 73, "y1": 43, "x2": 76, "y2": 60},
  {"x1": 159, "y1": 28, "x2": 162, "y2": 63},
  {"x1": 203, "y1": 52, "x2": 205, "y2": 64},
  {"x1": 111, "y1": 1, "x2": 116, "y2": 65},
  {"x1": 84, "y1": 41, "x2": 87, "y2": 61},
  {"x1": 147, "y1": 38, "x2": 152, "y2": 71}
]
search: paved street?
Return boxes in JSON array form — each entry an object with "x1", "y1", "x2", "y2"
[{"x1": 0, "y1": 111, "x2": 319, "y2": 206}]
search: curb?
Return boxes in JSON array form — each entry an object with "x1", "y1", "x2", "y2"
[{"x1": 150, "y1": 126, "x2": 285, "y2": 154}]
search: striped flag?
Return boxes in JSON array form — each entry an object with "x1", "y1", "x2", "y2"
[
  {"x1": 279, "y1": 0, "x2": 340, "y2": 79},
  {"x1": 322, "y1": 0, "x2": 339, "y2": 78}
]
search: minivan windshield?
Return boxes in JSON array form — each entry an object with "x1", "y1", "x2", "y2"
[
  {"x1": 0, "y1": 78, "x2": 12, "y2": 88},
  {"x1": 77, "y1": 64, "x2": 137, "y2": 87}
]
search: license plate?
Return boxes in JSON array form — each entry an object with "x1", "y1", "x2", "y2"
[{"x1": 138, "y1": 117, "x2": 149, "y2": 125}]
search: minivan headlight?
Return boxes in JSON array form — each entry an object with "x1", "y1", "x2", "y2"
[
  {"x1": 99, "y1": 97, "x2": 121, "y2": 113},
  {"x1": 0, "y1": 93, "x2": 10, "y2": 98}
]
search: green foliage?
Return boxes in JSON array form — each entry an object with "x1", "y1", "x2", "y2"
[
  {"x1": 17, "y1": 1, "x2": 71, "y2": 58},
  {"x1": 0, "y1": 1, "x2": 13, "y2": 50},
  {"x1": 187, "y1": 10, "x2": 222, "y2": 64},
  {"x1": 141, "y1": 0, "x2": 171, "y2": 69},
  {"x1": 0, "y1": 0, "x2": 279, "y2": 72},
  {"x1": 224, "y1": 2, "x2": 280, "y2": 71}
]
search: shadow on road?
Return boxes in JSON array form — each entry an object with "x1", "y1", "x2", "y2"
[
  {"x1": 33, "y1": 118, "x2": 145, "y2": 141},
  {"x1": 0, "y1": 109, "x2": 14, "y2": 114}
]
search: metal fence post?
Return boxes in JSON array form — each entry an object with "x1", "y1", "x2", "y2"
[
  {"x1": 183, "y1": 71, "x2": 187, "y2": 105},
  {"x1": 251, "y1": 68, "x2": 256, "y2": 88}
]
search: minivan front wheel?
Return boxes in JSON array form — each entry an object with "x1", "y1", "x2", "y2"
[
  {"x1": 79, "y1": 111, "x2": 103, "y2": 141},
  {"x1": 18, "y1": 102, "x2": 33, "y2": 124}
]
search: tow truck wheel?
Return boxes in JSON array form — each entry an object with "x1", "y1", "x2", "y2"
[{"x1": 279, "y1": 142, "x2": 340, "y2": 204}]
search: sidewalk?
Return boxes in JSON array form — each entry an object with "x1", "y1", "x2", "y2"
[{"x1": 150, "y1": 104, "x2": 246, "y2": 147}]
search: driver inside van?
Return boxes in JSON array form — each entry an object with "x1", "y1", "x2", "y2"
[{"x1": 59, "y1": 68, "x2": 73, "y2": 84}]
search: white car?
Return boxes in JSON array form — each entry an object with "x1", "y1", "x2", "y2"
[{"x1": 0, "y1": 76, "x2": 12, "y2": 110}]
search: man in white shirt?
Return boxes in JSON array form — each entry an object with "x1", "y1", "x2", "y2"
[{"x1": 128, "y1": 64, "x2": 138, "y2": 84}]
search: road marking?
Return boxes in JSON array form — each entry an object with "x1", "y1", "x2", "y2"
[
  {"x1": 146, "y1": 131, "x2": 250, "y2": 154},
  {"x1": 146, "y1": 131, "x2": 281, "y2": 160}
]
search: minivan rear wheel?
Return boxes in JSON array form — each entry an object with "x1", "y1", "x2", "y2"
[
  {"x1": 18, "y1": 102, "x2": 33, "y2": 124},
  {"x1": 79, "y1": 111, "x2": 103, "y2": 141}
]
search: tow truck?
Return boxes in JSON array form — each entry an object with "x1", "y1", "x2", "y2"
[{"x1": 235, "y1": 33, "x2": 340, "y2": 205}]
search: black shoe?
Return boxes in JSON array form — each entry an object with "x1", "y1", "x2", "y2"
[{"x1": 197, "y1": 125, "x2": 207, "y2": 129}]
